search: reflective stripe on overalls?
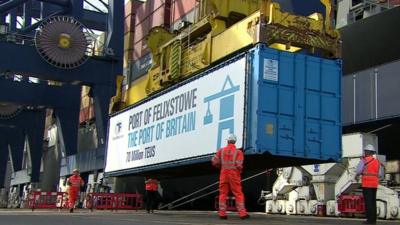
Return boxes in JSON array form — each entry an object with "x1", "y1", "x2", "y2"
[{"x1": 221, "y1": 148, "x2": 238, "y2": 169}]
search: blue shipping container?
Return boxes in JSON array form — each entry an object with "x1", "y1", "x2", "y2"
[
  {"x1": 106, "y1": 44, "x2": 341, "y2": 176},
  {"x1": 246, "y1": 44, "x2": 341, "y2": 161}
]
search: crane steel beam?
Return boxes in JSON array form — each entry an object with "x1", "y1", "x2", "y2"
[
  {"x1": 19, "y1": 8, "x2": 105, "y2": 34},
  {"x1": 0, "y1": 0, "x2": 29, "y2": 13},
  {"x1": 0, "y1": 79, "x2": 81, "y2": 109},
  {"x1": 97, "y1": 0, "x2": 108, "y2": 9},
  {"x1": 37, "y1": 0, "x2": 70, "y2": 7},
  {"x1": 0, "y1": 0, "x2": 124, "y2": 179},
  {"x1": 82, "y1": 9, "x2": 106, "y2": 31},
  {"x1": 0, "y1": 42, "x2": 115, "y2": 85},
  {"x1": 84, "y1": 0, "x2": 103, "y2": 13},
  {"x1": 19, "y1": 9, "x2": 65, "y2": 34},
  {"x1": 0, "y1": 79, "x2": 81, "y2": 157}
]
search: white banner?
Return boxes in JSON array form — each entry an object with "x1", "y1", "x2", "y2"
[{"x1": 105, "y1": 58, "x2": 246, "y2": 173}]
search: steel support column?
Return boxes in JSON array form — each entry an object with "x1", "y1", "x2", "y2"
[
  {"x1": 69, "y1": 0, "x2": 83, "y2": 19},
  {"x1": 8, "y1": 129, "x2": 25, "y2": 172},
  {"x1": 54, "y1": 108, "x2": 80, "y2": 156},
  {"x1": 0, "y1": 132, "x2": 9, "y2": 188},
  {"x1": 9, "y1": 8, "x2": 16, "y2": 31},
  {"x1": 22, "y1": 0, "x2": 32, "y2": 28},
  {"x1": 91, "y1": 85, "x2": 111, "y2": 148},
  {"x1": 0, "y1": 12, "x2": 5, "y2": 23},
  {"x1": 89, "y1": 0, "x2": 124, "y2": 149},
  {"x1": 26, "y1": 110, "x2": 46, "y2": 182},
  {"x1": 106, "y1": 0, "x2": 124, "y2": 65}
]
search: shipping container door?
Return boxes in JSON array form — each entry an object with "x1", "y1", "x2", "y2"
[
  {"x1": 305, "y1": 57, "x2": 323, "y2": 158},
  {"x1": 256, "y1": 49, "x2": 300, "y2": 156},
  {"x1": 251, "y1": 45, "x2": 341, "y2": 160},
  {"x1": 320, "y1": 60, "x2": 341, "y2": 159}
]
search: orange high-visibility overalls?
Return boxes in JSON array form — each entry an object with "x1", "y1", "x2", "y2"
[
  {"x1": 212, "y1": 144, "x2": 248, "y2": 217},
  {"x1": 67, "y1": 175, "x2": 84, "y2": 208}
]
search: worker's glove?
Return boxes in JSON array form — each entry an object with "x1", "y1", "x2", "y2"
[
  {"x1": 212, "y1": 161, "x2": 221, "y2": 169},
  {"x1": 211, "y1": 156, "x2": 221, "y2": 168}
]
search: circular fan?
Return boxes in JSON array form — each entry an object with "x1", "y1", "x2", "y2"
[
  {"x1": 0, "y1": 103, "x2": 22, "y2": 120},
  {"x1": 35, "y1": 16, "x2": 91, "y2": 69}
]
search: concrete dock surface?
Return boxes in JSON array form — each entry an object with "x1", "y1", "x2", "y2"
[{"x1": 0, "y1": 209, "x2": 397, "y2": 225}]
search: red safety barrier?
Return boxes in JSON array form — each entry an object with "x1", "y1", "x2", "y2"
[
  {"x1": 115, "y1": 193, "x2": 143, "y2": 210},
  {"x1": 85, "y1": 193, "x2": 143, "y2": 211},
  {"x1": 214, "y1": 196, "x2": 237, "y2": 211},
  {"x1": 27, "y1": 191, "x2": 66, "y2": 211},
  {"x1": 337, "y1": 194, "x2": 365, "y2": 214}
]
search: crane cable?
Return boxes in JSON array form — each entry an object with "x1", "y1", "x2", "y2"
[{"x1": 160, "y1": 169, "x2": 273, "y2": 210}]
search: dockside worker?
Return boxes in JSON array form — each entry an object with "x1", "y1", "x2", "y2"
[
  {"x1": 212, "y1": 134, "x2": 249, "y2": 220},
  {"x1": 356, "y1": 144, "x2": 383, "y2": 224},
  {"x1": 144, "y1": 177, "x2": 159, "y2": 213},
  {"x1": 66, "y1": 169, "x2": 84, "y2": 213}
]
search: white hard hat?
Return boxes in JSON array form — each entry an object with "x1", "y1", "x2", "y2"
[
  {"x1": 364, "y1": 144, "x2": 376, "y2": 152},
  {"x1": 227, "y1": 134, "x2": 237, "y2": 142}
]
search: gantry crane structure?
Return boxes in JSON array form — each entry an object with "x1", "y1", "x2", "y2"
[{"x1": 0, "y1": 0, "x2": 123, "y2": 190}]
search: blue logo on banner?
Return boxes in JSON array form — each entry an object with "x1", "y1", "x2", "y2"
[
  {"x1": 115, "y1": 122, "x2": 123, "y2": 135},
  {"x1": 203, "y1": 75, "x2": 240, "y2": 149}
]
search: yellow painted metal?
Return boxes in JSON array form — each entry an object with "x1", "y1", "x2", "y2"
[
  {"x1": 124, "y1": 32, "x2": 134, "y2": 51},
  {"x1": 147, "y1": 27, "x2": 176, "y2": 67},
  {"x1": 169, "y1": 40, "x2": 182, "y2": 81},
  {"x1": 146, "y1": 65, "x2": 162, "y2": 95},
  {"x1": 58, "y1": 34, "x2": 71, "y2": 49},
  {"x1": 127, "y1": 75, "x2": 149, "y2": 105},
  {"x1": 145, "y1": 17, "x2": 213, "y2": 94},
  {"x1": 268, "y1": 43, "x2": 301, "y2": 52},
  {"x1": 110, "y1": 75, "x2": 125, "y2": 112},
  {"x1": 261, "y1": 1, "x2": 340, "y2": 56},
  {"x1": 136, "y1": 0, "x2": 341, "y2": 98},
  {"x1": 198, "y1": 0, "x2": 260, "y2": 22},
  {"x1": 319, "y1": 0, "x2": 338, "y2": 38},
  {"x1": 209, "y1": 18, "x2": 227, "y2": 37},
  {"x1": 211, "y1": 11, "x2": 260, "y2": 62},
  {"x1": 181, "y1": 33, "x2": 212, "y2": 77}
]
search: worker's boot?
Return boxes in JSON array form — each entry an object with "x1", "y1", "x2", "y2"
[
  {"x1": 240, "y1": 214, "x2": 250, "y2": 220},
  {"x1": 69, "y1": 208, "x2": 74, "y2": 213}
]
